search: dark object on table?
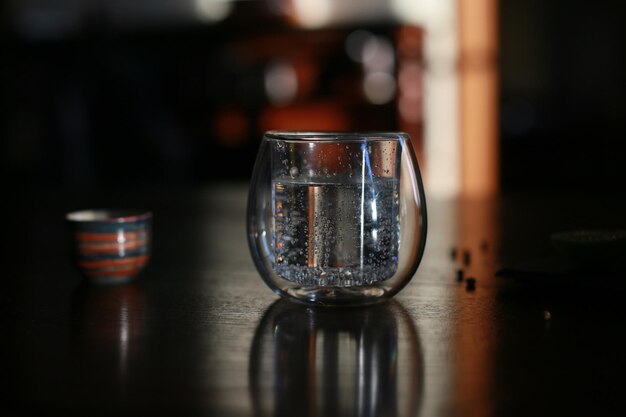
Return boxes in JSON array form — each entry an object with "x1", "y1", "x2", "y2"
[
  {"x1": 497, "y1": 230, "x2": 626, "y2": 286},
  {"x1": 550, "y1": 229, "x2": 626, "y2": 269}
]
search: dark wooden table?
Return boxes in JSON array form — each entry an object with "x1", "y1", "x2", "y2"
[{"x1": 3, "y1": 184, "x2": 626, "y2": 417}]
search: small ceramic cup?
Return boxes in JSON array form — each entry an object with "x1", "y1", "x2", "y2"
[{"x1": 66, "y1": 210, "x2": 152, "y2": 284}]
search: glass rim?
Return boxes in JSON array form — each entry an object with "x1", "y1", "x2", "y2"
[{"x1": 264, "y1": 131, "x2": 409, "y2": 142}]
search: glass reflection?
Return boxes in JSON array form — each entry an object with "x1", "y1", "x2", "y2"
[{"x1": 249, "y1": 300, "x2": 423, "y2": 417}]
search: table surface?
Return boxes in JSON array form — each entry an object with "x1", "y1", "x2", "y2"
[{"x1": 3, "y1": 184, "x2": 626, "y2": 417}]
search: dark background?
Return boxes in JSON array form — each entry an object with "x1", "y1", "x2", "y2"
[
  {"x1": 1, "y1": 0, "x2": 625, "y2": 192},
  {"x1": 500, "y1": 0, "x2": 626, "y2": 192}
]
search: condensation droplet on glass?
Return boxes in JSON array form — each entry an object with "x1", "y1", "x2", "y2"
[{"x1": 289, "y1": 166, "x2": 298, "y2": 178}]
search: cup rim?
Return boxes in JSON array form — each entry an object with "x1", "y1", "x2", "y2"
[
  {"x1": 66, "y1": 209, "x2": 152, "y2": 223},
  {"x1": 264, "y1": 131, "x2": 409, "y2": 142}
]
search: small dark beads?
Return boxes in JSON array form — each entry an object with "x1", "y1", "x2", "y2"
[
  {"x1": 456, "y1": 269, "x2": 464, "y2": 282},
  {"x1": 463, "y1": 250, "x2": 471, "y2": 266},
  {"x1": 465, "y1": 277, "x2": 476, "y2": 291}
]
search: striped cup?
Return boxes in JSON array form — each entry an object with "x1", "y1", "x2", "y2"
[{"x1": 67, "y1": 210, "x2": 152, "y2": 284}]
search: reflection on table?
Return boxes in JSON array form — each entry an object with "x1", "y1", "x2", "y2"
[
  {"x1": 250, "y1": 300, "x2": 423, "y2": 417},
  {"x1": 70, "y1": 281, "x2": 148, "y2": 413}
]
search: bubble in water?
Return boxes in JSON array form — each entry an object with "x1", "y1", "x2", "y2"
[
  {"x1": 272, "y1": 177, "x2": 399, "y2": 286},
  {"x1": 289, "y1": 166, "x2": 299, "y2": 178}
]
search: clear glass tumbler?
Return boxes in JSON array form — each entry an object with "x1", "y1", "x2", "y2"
[{"x1": 247, "y1": 131, "x2": 427, "y2": 306}]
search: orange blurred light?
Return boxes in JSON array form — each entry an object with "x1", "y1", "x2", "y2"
[
  {"x1": 458, "y1": 0, "x2": 499, "y2": 197},
  {"x1": 215, "y1": 107, "x2": 249, "y2": 147},
  {"x1": 259, "y1": 102, "x2": 349, "y2": 132}
]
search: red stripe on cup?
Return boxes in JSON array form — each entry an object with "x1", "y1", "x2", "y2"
[
  {"x1": 74, "y1": 231, "x2": 148, "y2": 242},
  {"x1": 77, "y1": 240, "x2": 149, "y2": 254},
  {"x1": 78, "y1": 255, "x2": 149, "y2": 269}
]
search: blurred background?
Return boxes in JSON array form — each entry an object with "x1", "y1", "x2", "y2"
[{"x1": 1, "y1": 0, "x2": 625, "y2": 197}]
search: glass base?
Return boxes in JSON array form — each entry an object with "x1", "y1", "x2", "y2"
[{"x1": 284, "y1": 285, "x2": 390, "y2": 307}]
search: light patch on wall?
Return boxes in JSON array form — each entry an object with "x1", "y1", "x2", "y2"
[
  {"x1": 363, "y1": 72, "x2": 396, "y2": 105},
  {"x1": 291, "y1": 0, "x2": 332, "y2": 28},
  {"x1": 194, "y1": 0, "x2": 233, "y2": 23},
  {"x1": 264, "y1": 60, "x2": 299, "y2": 105}
]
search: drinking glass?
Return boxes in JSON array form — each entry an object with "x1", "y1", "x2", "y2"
[{"x1": 247, "y1": 131, "x2": 427, "y2": 306}]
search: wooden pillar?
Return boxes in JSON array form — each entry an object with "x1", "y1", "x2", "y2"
[{"x1": 458, "y1": 0, "x2": 499, "y2": 197}]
